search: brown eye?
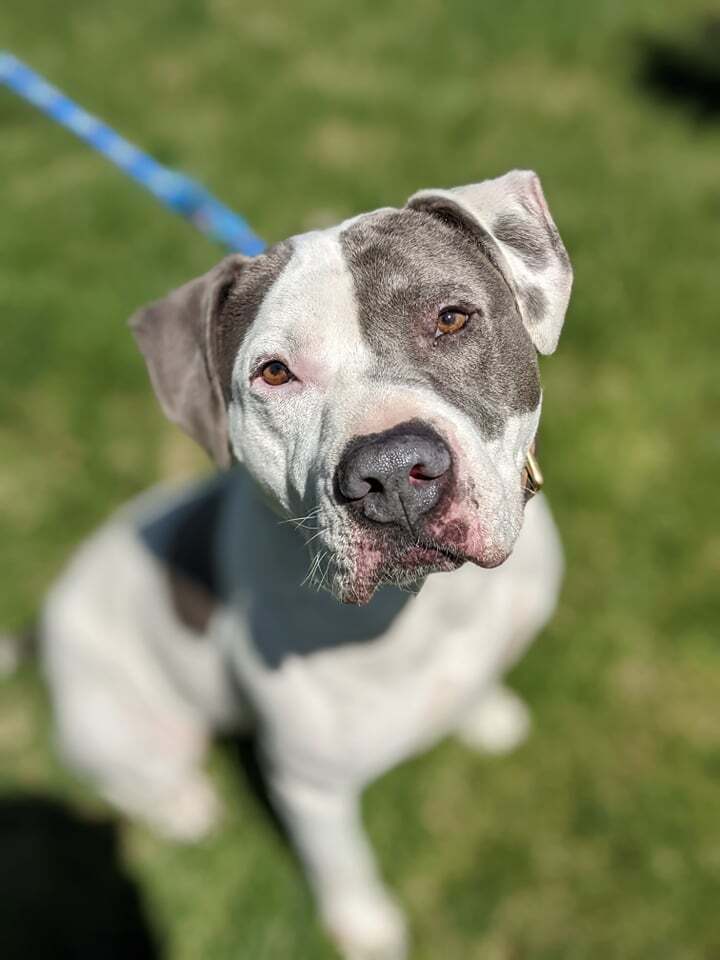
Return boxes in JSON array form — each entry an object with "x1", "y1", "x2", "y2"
[
  {"x1": 436, "y1": 308, "x2": 469, "y2": 337},
  {"x1": 261, "y1": 360, "x2": 292, "y2": 386}
]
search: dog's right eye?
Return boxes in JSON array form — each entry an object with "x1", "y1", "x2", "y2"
[
  {"x1": 435, "y1": 307, "x2": 471, "y2": 339},
  {"x1": 260, "y1": 361, "x2": 293, "y2": 386}
]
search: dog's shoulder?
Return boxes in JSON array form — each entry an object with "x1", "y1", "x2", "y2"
[{"x1": 130, "y1": 472, "x2": 233, "y2": 634}]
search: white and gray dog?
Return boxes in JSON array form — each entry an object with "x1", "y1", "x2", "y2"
[{"x1": 41, "y1": 170, "x2": 572, "y2": 959}]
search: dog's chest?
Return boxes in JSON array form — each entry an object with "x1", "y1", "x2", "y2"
[
  {"x1": 313, "y1": 630, "x2": 493, "y2": 776},
  {"x1": 235, "y1": 566, "x2": 513, "y2": 784}
]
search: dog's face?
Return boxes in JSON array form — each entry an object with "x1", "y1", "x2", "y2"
[{"x1": 131, "y1": 170, "x2": 572, "y2": 604}]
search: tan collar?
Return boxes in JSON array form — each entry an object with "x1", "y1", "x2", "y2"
[{"x1": 522, "y1": 443, "x2": 544, "y2": 500}]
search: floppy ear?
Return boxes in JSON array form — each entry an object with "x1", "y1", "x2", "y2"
[
  {"x1": 407, "y1": 170, "x2": 572, "y2": 354},
  {"x1": 129, "y1": 254, "x2": 247, "y2": 467}
]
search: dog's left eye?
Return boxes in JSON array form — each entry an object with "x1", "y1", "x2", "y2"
[
  {"x1": 435, "y1": 308, "x2": 469, "y2": 338},
  {"x1": 260, "y1": 360, "x2": 293, "y2": 386}
]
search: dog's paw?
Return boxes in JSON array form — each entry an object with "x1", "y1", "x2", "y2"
[
  {"x1": 322, "y1": 888, "x2": 408, "y2": 960},
  {"x1": 456, "y1": 685, "x2": 531, "y2": 755},
  {"x1": 141, "y1": 776, "x2": 222, "y2": 842}
]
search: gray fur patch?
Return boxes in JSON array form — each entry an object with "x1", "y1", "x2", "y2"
[
  {"x1": 492, "y1": 213, "x2": 551, "y2": 271},
  {"x1": 521, "y1": 285, "x2": 548, "y2": 325},
  {"x1": 519, "y1": 196, "x2": 571, "y2": 269},
  {"x1": 214, "y1": 240, "x2": 292, "y2": 400},
  {"x1": 139, "y1": 474, "x2": 230, "y2": 636},
  {"x1": 340, "y1": 208, "x2": 540, "y2": 439}
]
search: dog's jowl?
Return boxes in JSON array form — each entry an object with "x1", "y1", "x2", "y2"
[{"x1": 42, "y1": 170, "x2": 572, "y2": 960}]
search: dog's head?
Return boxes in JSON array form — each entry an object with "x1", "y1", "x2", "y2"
[{"x1": 131, "y1": 170, "x2": 572, "y2": 604}]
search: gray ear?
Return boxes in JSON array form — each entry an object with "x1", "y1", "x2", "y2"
[
  {"x1": 407, "y1": 170, "x2": 572, "y2": 354},
  {"x1": 129, "y1": 254, "x2": 247, "y2": 467}
]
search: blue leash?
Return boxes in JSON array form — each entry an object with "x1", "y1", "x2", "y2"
[{"x1": 0, "y1": 52, "x2": 266, "y2": 256}]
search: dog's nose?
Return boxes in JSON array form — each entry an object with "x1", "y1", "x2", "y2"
[{"x1": 335, "y1": 423, "x2": 452, "y2": 527}]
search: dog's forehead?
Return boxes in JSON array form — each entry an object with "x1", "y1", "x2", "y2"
[
  {"x1": 235, "y1": 206, "x2": 414, "y2": 358},
  {"x1": 230, "y1": 205, "x2": 539, "y2": 438},
  {"x1": 238, "y1": 203, "x2": 487, "y2": 347},
  {"x1": 241, "y1": 225, "x2": 366, "y2": 358}
]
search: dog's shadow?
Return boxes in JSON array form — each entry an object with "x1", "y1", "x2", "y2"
[
  {"x1": 0, "y1": 793, "x2": 163, "y2": 960},
  {"x1": 224, "y1": 734, "x2": 290, "y2": 843},
  {"x1": 0, "y1": 740, "x2": 293, "y2": 960},
  {"x1": 636, "y1": 16, "x2": 720, "y2": 121}
]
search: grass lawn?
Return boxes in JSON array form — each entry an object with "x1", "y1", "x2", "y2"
[{"x1": 1, "y1": 1, "x2": 719, "y2": 957}]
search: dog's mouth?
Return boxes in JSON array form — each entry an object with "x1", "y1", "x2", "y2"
[
  {"x1": 396, "y1": 538, "x2": 466, "y2": 572},
  {"x1": 392, "y1": 533, "x2": 510, "y2": 576},
  {"x1": 334, "y1": 536, "x2": 464, "y2": 604},
  {"x1": 337, "y1": 526, "x2": 511, "y2": 605}
]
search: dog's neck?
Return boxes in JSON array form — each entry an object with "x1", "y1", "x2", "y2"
[{"x1": 215, "y1": 466, "x2": 416, "y2": 665}]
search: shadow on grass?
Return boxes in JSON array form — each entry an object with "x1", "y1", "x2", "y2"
[
  {"x1": 0, "y1": 737, "x2": 306, "y2": 960},
  {"x1": 222, "y1": 734, "x2": 291, "y2": 845},
  {"x1": 637, "y1": 16, "x2": 720, "y2": 121},
  {"x1": 0, "y1": 793, "x2": 163, "y2": 960}
]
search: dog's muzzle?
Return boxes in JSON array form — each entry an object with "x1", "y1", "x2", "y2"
[{"x1": 335, "y1": 421, "x2": 452, "y2": 528}]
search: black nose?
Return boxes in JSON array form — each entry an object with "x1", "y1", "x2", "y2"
[{"x1": 335, "y1": 422, "x2": 452, "y2": 527}]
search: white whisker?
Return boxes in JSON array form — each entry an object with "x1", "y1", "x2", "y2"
[
  {"x1": 303, "y1": 528, "x2": 326, "y2": 547},
  {"x1": 278, "y1": 506, "x2": 322, "y2": 531},
  {"x1": 301, "y1": 549, "x2": 325, "y2": 589}
]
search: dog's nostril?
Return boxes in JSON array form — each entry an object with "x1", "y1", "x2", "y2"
[
  {"x1": 364, "y1": 476, "x2": 384, "y2": 494},
  {"x1": 343, "y1": 478, "x2": 372, "y2": 500}
]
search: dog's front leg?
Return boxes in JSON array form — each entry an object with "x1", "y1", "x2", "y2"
[{"x1": 267, "y1": 767, "x2": 407, "y2": 960}]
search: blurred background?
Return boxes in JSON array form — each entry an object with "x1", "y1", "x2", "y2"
[{"x1": 1, "y1": 1, "x2": 719, "y2": 957}]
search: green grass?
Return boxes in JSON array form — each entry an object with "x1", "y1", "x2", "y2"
[{"x1": 2, "y1": 1, "x2": 720, "y2": 957}]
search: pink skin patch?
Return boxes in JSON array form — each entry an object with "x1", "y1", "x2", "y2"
[
  {"x1": 342, "y1": 539, "x2": 387, "y2": 605},
  {"x1": 341, "y1": 529, "x2": 463, "y2": 605},
  {"x1": 342, "y1": 505, "x2": 508, "y2": 604},
  {"x1": 423, "y1": 500, "x2": 508, "y2": 569},
  {"x1": 422, "y1": 419, "x2": 512, "y2": 568}
]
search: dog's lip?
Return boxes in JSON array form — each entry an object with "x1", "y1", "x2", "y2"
[
  {"x1": 397, "y1": 537, "x2": 466, "y2": 569},
  {"x1": 417, "y1": 539, "x2": 464, "y2": 561},
  {"x1": 402, "y1": 536, "x2": 510, "y2": 571},
  {"x1": 341, "y1": 526, "x2": 512, "y2": 604},
  {"x1": 341, "y1": 539, "x2": 463, "y2": 604}
]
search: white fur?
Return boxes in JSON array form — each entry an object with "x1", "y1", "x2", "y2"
[{"x1": 42, "y1": 483, "x2": 562, "y2": 958}]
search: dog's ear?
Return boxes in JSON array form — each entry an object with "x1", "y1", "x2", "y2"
[
  {"x1": 129, "y1": 255, "x2": 247, "y2": 467},
  {"x1": 407, "y1": 170, "x2": 572, "y2": 354}
]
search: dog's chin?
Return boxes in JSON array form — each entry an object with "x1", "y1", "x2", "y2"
[{"x1": 336, "y1": 538, "x2": 510, "y2": 606}]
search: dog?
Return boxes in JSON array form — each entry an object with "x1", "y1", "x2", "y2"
[{"x1": 40, "y1": 169, "x2": 572, "y2": 959}]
